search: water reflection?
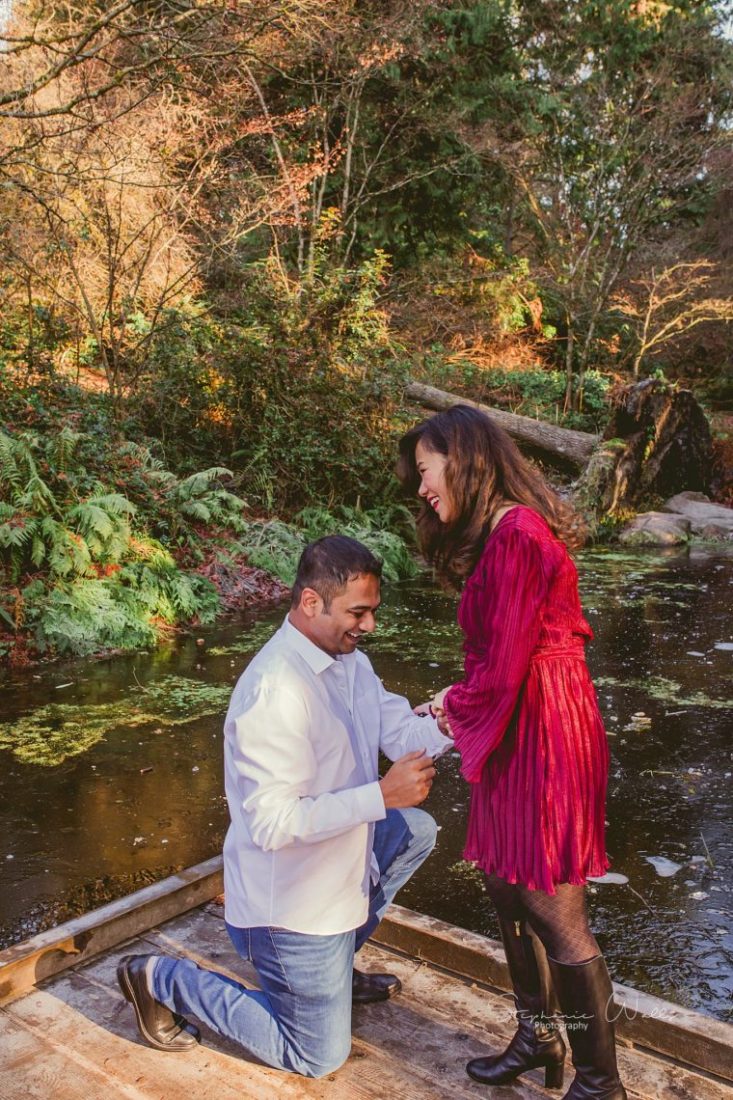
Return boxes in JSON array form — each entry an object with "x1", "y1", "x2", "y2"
[{"x1": 1, "y1": 547, "x2": 731, "y2": 1020}]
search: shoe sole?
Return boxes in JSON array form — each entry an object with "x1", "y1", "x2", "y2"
[
  {"x1": 353, "y1": 980, "x2": 402, "y2": 1005},
  {"x1": 466, "y1": 1057, "x2": 565, "y2": 1089},
  {"x1": 117, "y1": 958, "x2": 199, "y2": 1052}
]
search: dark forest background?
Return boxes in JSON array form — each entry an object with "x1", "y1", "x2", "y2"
[{"x1": 1, "y1": 0, "x2": 731, "y2": 658}]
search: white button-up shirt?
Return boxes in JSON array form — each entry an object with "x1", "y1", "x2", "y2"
[{"x1": 222, "y1": 615, "x2": 451, "y2": 934}]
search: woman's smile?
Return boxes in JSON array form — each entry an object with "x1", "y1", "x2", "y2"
[{"x1": 415, "y1": 439, "x2": 453, "y2": 522}]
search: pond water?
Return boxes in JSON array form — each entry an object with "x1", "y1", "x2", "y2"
[{"x1": 1, "y1": 546, "x2": 732, "y2": 1021}]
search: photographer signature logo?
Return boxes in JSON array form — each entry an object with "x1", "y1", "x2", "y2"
[{"x1": 496, "y1": 988, "x2": 674, "y2": 1029}]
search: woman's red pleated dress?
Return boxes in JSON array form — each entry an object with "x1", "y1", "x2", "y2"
[{"x1": 444, "y1": 506, "x2": 610, "y2": 894}]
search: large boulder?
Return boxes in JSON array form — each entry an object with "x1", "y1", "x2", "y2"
[
  {"x1": 661, "y1": 491, "x2": 733, "y2": 539},
  {"x1": 619, "y1": 511, "x2": 691, "y2": 546}
]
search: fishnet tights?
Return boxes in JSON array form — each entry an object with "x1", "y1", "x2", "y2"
[{"x1": 485, "y1": 873, "x2": 600, "y2": 964}]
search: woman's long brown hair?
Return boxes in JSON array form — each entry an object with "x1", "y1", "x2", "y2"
[{"x1": 396, "y1": 405, "x2": 586, "y2": 590}]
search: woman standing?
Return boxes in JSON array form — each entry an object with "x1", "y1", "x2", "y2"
[{"x1": 397, "y1": 405, "x2": 626, "y2": 1100}]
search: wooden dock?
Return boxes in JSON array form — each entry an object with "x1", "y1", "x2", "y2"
[{"x1": 2, "y1": 857, "x2": 732, "y2": 1099}]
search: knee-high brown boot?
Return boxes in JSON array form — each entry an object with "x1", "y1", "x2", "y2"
[
  {"x1": 466, "y1": 918, "x2": 566, "y2": 1089},
  {"x1": 547, "y1": 954, "x2": 627, "y2": 1099}
]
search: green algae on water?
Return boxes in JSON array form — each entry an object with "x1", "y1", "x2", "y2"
[
  {"x1": 594, "y1": 674, "x2": 733, "y2": 710},
  {"x1": 206, "y1": 619, "x2": 279, "y2": 658},
  {"x1": 0, "y1": 710, "x2": 110, "y2": 767},
  {"x1": 447, "y1": 860, "x2": 485, "y2": 886},
  {"x1": 360, "y1": 594, "x2": 463, "y2": 667},
  {"x1": 0, "y1": 676, "x2": 231, "y2": 766}
]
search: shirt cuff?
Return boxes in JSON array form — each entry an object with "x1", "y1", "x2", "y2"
[
  {"x1": 354, "y1": 780, "x2": 387, "y2": 823},
  {"x1": 421, "y1": 717, "x2": 453, "y2": 758}
]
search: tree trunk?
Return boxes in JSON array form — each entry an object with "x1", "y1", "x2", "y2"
[
  {"x1": 405, "y1": 381, "x2": 599, "y2": 469},
  {"x1": 602, "y1": 379, "x2": 713, "y2": 512},
  {"x1": 564, "y1": 323, "x2": 575, "y2": 411}
]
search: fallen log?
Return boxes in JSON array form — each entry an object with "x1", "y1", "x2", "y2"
[{"x1": 405, "y1": 381, "x2": 599, "y2": 469}]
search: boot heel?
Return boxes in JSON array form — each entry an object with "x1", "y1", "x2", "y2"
[{"x1": 544, "y1": 1061, "x2": 564, "y2": 1089}]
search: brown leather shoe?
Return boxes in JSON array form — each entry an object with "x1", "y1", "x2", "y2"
[
  {"x1": 352, "y1": 967, "x2": 402, "y2": 1004},
  {"x1": 117, "y1": 955, "x2": 200, "y2": 1052}
]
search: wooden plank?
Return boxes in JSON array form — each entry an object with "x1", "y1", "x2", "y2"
[
  {"x1": 404, "y1": 380, "x2": 599, "y2": 468},
  {"x1": 2, "y1": 858, "x2": 731, "y2": 1083},
  {"x1": 375, "y1": 904, "x2": 733, "y2": 1084},
  {"x1": 0, "y1": 856, "x2": 223, "y2": 1007},
  {"x1": 3, "y1": 979, "x2": 295, "y2": 1100},
  {"x1": 0, "y1": 1009, "x2": 138, "y2": 1100}
]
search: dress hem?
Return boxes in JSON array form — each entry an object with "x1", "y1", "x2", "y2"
[{"x1": 463, "y1": 851, "x2": 612, "y2": 895}]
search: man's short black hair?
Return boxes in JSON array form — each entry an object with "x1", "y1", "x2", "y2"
[{"x1": 291, "y1": 535, "x2": 382, "y2": 610}]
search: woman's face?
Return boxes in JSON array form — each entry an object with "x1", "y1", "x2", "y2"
[{"x1": 415, "y1": 439, "x2": 453, "y2": 523}]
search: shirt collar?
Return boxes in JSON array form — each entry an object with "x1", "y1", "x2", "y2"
[{"x1": 281, "y1": 614, "x2": 335, "y2": 676}]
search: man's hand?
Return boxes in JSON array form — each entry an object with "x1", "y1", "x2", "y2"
[{"x1": 379, "y1": 750, "x2": 436, "y2": 809}]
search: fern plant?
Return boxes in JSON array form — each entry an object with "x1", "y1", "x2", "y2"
[
  {"x1": 234, "y1": 506, "x2": 418, "y2": 587},
  {"x1": 0, "y1": 430, "x2": 138, "y2": 583},
  {"x1": 0, "y1": 427, "x2": 228, "y2": 657},
  {"x1": 295, "y1": 504, "x2": 419, "y2": 582},
  {"x1": 166, "y1": 467, "x2": 246, "y2": 536},
  {"x1": 110, "y1": 444, "x2": 246, "y2": 540}
]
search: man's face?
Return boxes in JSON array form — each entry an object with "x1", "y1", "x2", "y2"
[{"x1": 307, "y1": 573, "x2": 381, "y2": 656}]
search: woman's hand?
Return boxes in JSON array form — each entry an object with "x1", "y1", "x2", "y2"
[
  {"x1": 437, "y1": 713, "x2": 454, "y2": 738},
  {"x1": 432, "y1": 686, "x2": 451, "y2": 712},
  {"x1": 414, "y1": 696, "x2": 453, "y2": 738},
  {"x1": 431, "y1": 686, "x2": 455, "y2": 737}
]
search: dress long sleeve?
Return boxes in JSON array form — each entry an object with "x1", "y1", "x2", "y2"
[{"x1": 445, "y1": 524, "x2": 553, "y2": 783}]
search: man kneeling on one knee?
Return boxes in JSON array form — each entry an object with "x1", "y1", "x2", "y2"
[{"x1": 118, "y1": 535, "x2": 452, "y2": 1077}]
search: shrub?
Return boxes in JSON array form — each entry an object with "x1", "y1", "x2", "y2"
[
  {"x1": 129, "y1": 250, "x2": 410, "y2": 514},
  {"x1": 420, "y1": 361, "x2": 610, "y2": 434}
]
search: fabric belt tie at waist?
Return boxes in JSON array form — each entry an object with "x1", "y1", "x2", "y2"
[{"x1": 530, "y1": 643, "x2": 586, "y2": 663}]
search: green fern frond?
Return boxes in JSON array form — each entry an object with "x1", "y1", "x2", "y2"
[
  {"x1": 117, "y1": 441, "x2": 167, "y2": 473},
  {"x1": 0, "y1": 521, "x2": 29, "y2": 550},
  {"x1": 65, "y1": 495, "x2": 135, "y2": 560},
  {"x1": 67, "y1": 502, "x2": 116, "y2": 543},
  {"x1": 52, "y1": 427, "x2": 82, "y2": 474},
  {"x1": 0, "y1": 432, "x2": 26, "y2": 496},
  {"x1": 172, "y1": 467, "x2": 233, "y2": 499},
  {"x1": 179, "y1": 500, "x2": 211, "y2": 523},
  {"x1": 41, "y1": 517, "x2": 94, "y2": 579},
  {"x1": 88, "y1": 492, "x2": 137, "y2": 518},
  {"x1": 144, "y1": 469, "x2": 177, "y2": 488},
  {"x1": 31, "y1": 532, "x2": 46, "y2": 568},
  {"x1": 17, "y1": 473, "x2": 57, "y2": 514},
  {"x1": 127, "y1": 536, "x2": 174, "y2": 568},
  {"x1": 0, "y1": 431, "x2": 42, "y2": 503},
  {"x1": 37, "y1": 578, "x2": 158, "y2": 655}
]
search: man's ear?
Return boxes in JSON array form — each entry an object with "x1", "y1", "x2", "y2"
[{"x1": 299, "y1": 587, "x2": 324, "y2": 619}]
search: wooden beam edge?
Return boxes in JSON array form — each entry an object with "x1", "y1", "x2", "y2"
[
  {"x1": 0, "y1": 855, "x2": 223, "y2": 1006},
  {"x1": 375, "y1": 904, "x2": 733, "y2": 1083}
]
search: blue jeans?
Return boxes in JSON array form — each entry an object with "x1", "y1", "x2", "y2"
[{"x1": 152, "y1": 807, "x2": 437, "y2": 1077}]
